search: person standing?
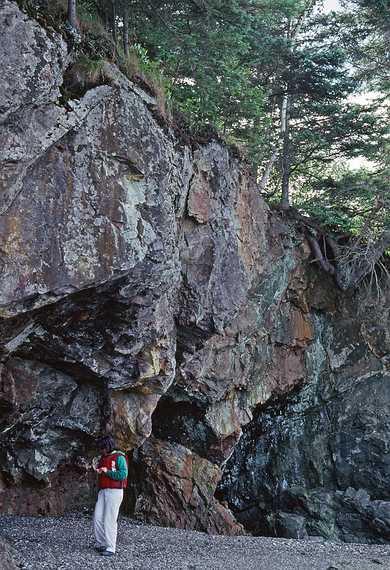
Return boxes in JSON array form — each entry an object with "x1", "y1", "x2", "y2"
[{"x1": 93, "y1": 435, "x2": 128, "y2": 557}]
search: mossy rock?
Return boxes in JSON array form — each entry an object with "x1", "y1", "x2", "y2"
[{"x1": 62, "y1": 56, "x2": 108, "y2": 100}]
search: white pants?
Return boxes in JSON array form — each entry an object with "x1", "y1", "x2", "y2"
[{"x1": 93, "y1": 488, "x2": 124, "y2": 553}]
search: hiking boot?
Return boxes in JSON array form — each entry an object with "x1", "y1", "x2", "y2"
[
  {"x1": 101, "y1": 550, "x2": 115, "y2": 557},
  {"x1": 95, "y1": 546, "x2": 107, "y2": 553}
]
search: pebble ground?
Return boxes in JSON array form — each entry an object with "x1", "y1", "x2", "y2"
[{"x1": 1, "y1": 513, "x2": 390, "y2": 570}]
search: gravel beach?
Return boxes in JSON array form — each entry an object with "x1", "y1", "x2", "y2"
[{"x1": 1, "y1": 513, "x2": 390, "y2": 570}]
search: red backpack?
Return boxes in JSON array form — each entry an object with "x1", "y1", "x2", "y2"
[{"x1": 98, "y1": 450, "x2": 129, "y2": 489}]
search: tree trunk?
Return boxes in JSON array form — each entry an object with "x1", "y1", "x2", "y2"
[
  {"x1": 307, "y1": 235, "x2": 335, "y2": 276},
  {"x1": 280, "y1": 93, "x2": 291, "y2": 209},
  {"x1": 104, "y1": 5, "x2": 110, "y2": 31},
  {"x1": 112, "y1": 0, "x2": 117, "y2": 45},
  {"x1": 259, "y1": 149, "x2": 279, "y2": 193},
  {"x1": 123, "y1": 2, "x2": 129, "y2": 56},
  {"x1": 279, "y1": 3, "x2": 316, "y2": 209},
  {"x1": 67, "y1": 0, "x2": 78, "y2": 29}
]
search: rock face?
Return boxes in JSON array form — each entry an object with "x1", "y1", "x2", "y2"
[
  {"x1": 219, "y1": 283, "x2": 390, "y2": 543},
  {"x1": 0, "y1": 1, "x2": 389, "y2": 543},
  {"x1": 0, "y1": 0, "x2": 179, "y2": 514},
  {"x1": 127, "y1": 436, "x2": 243, "y2": 535}
]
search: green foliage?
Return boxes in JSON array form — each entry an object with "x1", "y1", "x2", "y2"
[
  {"x1": 61, "y1": 54, "x2": 108, "y2": 100},
  {"x1": 337, "y1": 0, "x2": 390, "y2": 91},
  {"x1": 174, "y1": 58, "x2": 266, "y2": 137},
  {"x1": 120, "y1": 45, "x2": 173, "y2": 118},
  {"x1": 77, "y1": 1, "x2": 104, "y2": 29},
  {"x1": 294, "y1": 164, "x2": 390, "y2": 236},
  {"x1": 135, "y1": 1, "x2": 265, "y2": 134},
  {"x1": 76, "y1": 54, "x2": 106, "y2": 82}
]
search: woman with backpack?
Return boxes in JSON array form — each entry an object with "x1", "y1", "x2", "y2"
[{"x1": 93, "y1": 435, "x2": 128, "y2": 557}]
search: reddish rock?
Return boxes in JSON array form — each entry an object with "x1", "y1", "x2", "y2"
[{"x1": 127, "y1": 437, "x2": 244, "y2": 535}]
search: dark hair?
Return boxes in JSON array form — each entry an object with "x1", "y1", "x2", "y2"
[{"x1": 96, "y1": 435, "x2": 115, "y2": 453}]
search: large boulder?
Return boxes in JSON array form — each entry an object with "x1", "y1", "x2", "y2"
[{"x1": 127, "y1": 437, "x2": 244, "y2": 535}]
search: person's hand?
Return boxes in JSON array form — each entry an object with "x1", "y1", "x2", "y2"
[{"x1": 96, "y1": 467, "x2": 108, "y2": 474}]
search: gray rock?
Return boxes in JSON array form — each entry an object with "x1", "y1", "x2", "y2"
[
  {"x1": 0, "y1": 537, "x2": 18, "y2": 570},
  {"x1": 275, "y1": 512, "x2": 308, "y2": 539}
]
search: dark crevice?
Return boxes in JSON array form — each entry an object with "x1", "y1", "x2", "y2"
[{"x1": 151, "y1": 396, "x2": 212, "y2": 458}]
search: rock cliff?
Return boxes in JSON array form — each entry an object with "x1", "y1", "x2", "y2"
[
  {"x1": 219, "y1": 276, "x2": 390, "y2": 543},
  {"x1": 0, "y1": 1, "x2": 389, "y2": 543}
]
